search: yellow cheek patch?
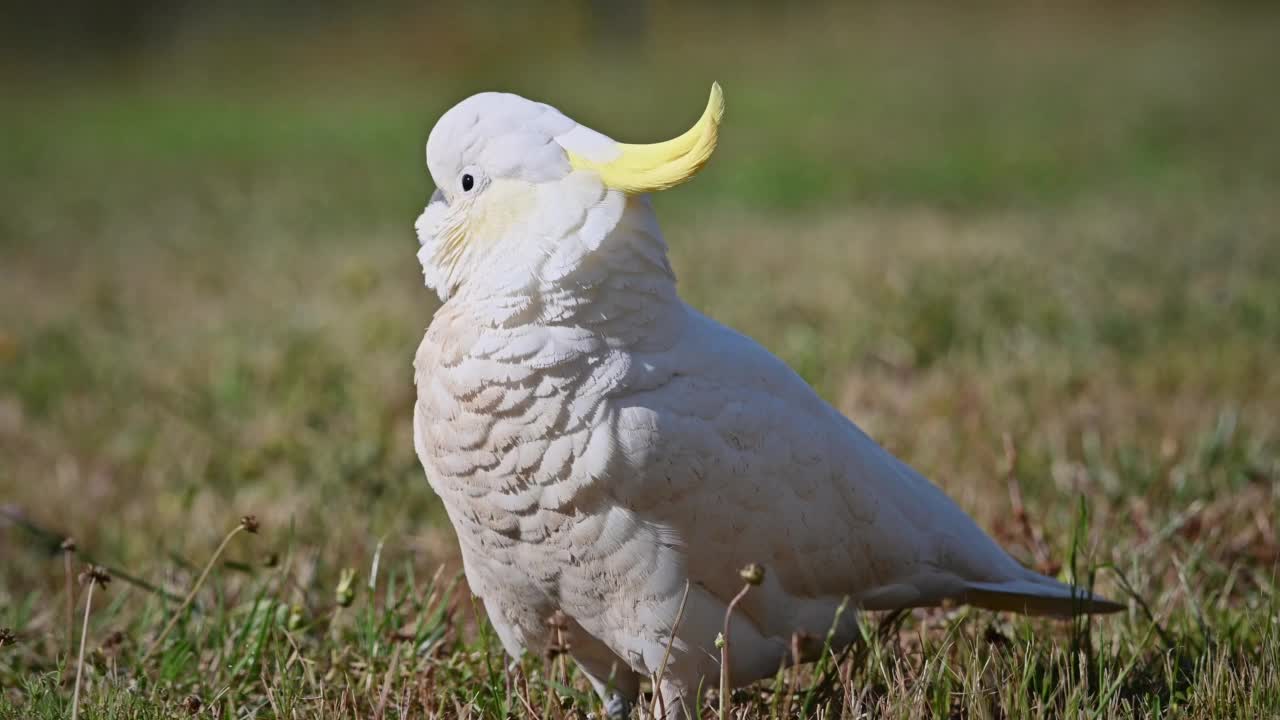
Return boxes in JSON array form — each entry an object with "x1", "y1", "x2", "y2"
[
  {"x1": 436, "y1": 180, "x2": 536, "y2": 269},
  {"x1": 435, "y1": 215, "x2": 470, "y2": 272},
  {"x1": 567, "y1": 82, "x2": 724, "y2": 195}
]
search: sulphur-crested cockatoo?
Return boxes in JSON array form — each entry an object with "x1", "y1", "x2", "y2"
[{"x1": 413, "y1": 83, "x2": 1120, "y2": 718}]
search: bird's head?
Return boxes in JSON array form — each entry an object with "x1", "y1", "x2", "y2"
[{"x1": 415, "y1": 84, "x2": 724, "y2": 302}]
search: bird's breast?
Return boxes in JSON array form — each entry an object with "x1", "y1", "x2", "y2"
[{"x1": 413, "y1": 314, "x2": 629, "y2": 548}]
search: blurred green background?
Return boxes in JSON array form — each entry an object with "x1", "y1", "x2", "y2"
[{"x1": 2, "y1": 0, "x2": 1278, "y2": 624}]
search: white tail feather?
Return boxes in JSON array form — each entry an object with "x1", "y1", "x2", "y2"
[{"x1": 960, "y1": 574, "x2": 1124, "y2": 616}]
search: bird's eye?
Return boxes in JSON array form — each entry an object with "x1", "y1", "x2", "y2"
[{"x1": 461, "y1": 174, "x2": 474, "y2": 192}]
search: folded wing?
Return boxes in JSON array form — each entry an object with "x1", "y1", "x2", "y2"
[{"x1": 611, "y1": 307, "x2": 1120, "y2": 644}]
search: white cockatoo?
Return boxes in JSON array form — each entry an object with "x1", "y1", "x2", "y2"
[{"x1": 413, "y1": 84, "x2": 1120, "y2": 718}]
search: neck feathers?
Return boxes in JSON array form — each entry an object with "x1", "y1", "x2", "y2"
[{"x1": 447, "y1": 195, "x2": 680, "y2": 335}]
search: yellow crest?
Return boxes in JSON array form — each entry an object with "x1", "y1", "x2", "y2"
[{"x1": 568, "y1": 83, "x2": 724, "y2": 194}]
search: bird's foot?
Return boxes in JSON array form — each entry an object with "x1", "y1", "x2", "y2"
[{"x1": 603, "y1": 691, "x2": 632, "y2": 720}]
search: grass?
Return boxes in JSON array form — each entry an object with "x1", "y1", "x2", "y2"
[{"x1": 2, "y1": 2, "x2": 1279, "y2": 717}]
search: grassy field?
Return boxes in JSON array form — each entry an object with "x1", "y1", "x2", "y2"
[{"x1": 2, "y1": 4, "x2": 1279, "y2": 717}]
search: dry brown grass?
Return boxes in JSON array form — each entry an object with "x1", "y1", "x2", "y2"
[{"x1": 2, "y1": 2, "x2": 1279, "y2": 717}]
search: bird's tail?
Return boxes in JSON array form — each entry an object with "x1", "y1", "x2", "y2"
[{"x1": 959, "y1": 572, "x2": 1124, "y2": 616}]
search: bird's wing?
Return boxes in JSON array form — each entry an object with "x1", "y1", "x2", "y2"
[{"x1": 608, "y1": 307, "x2": 1116, "y2": 638}]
